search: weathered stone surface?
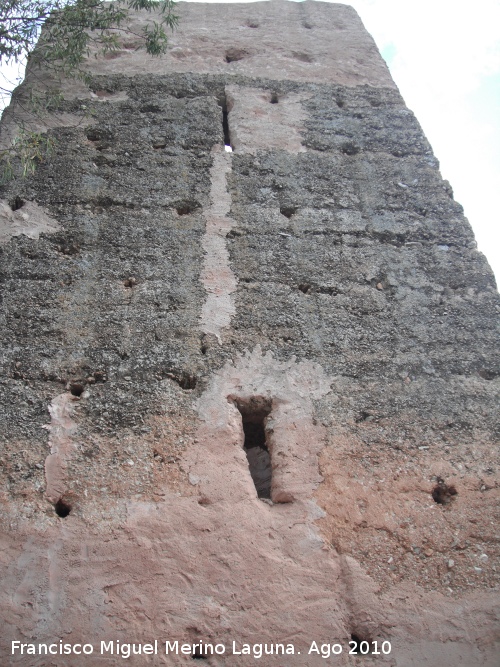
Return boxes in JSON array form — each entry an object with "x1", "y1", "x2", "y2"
[
  {"x1": 0, "y1": 199, "x2": 60, "y2": 245},
  {"x1": 0, "y1": 2, "x2": 499, "y2": 665},
  {"x1": 80, "y1": 0, "x2": 397, "y2": 87}
]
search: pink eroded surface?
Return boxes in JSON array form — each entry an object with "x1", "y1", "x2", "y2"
[
  {"x1": 82, "y1": 1, "x2": 396, "y2": 89},
  {"x1": 43, "y1": 393, "x2": 79, "y2": 504},
  {"x1": 200, "y1": 149, "x2": 237, "y2": 340},
  {"x1": 2, "y1": 349, "x2": 498, "y2": 665}
]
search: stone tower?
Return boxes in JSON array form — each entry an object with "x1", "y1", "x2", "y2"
[{"x1": 0, "y1": 2, "x2": 498, "y2": 665}]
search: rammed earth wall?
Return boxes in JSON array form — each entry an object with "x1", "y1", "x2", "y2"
[{"x1": 0, "y1": 2, "x2": 499, "y2": 665}]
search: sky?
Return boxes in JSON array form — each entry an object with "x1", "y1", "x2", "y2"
[{"x1": 1, "y1": 0, "x2": 499, "y2": 282}]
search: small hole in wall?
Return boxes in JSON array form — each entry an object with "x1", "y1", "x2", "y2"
[
  {"x1": 54, "y1": 499, "x2": 71, "y2": 518},
  {"x1": 140, "y1": 103, "x2": 163, "y2": 113},
  {"x1": 246, "y1": 19, "x2": 259, "y2": 28},
  {"x1": 478, "y1": 369, "x2": 497, "y2": 380},
  {"x1": 292, "y1": 51, "x2": 314, "y2": 63},
  {"x1": 280, "y1": 206, "x2": 297, "y2": 219},
  {"x1": 69, "y1": 382, "x2": 84, "y2": 397},
  {"x1": 181, "y1": 374, "x2": 197, "y2": 389},
  {"x1": 85, "y1": 127, "x2": 112, "y2": 142},
  {"x1": 232, "y1": 396, "x2": 272, "y2": 499},
  {"x1": 123, "y1": 277, "x2": 137, "y2": 288},
  {"x1": 336, "y1": 98, "x2": 345, "y2": 108},
  {"x1": 270, "y1": 92, "x2": 279, "y2": 104},
  {"x1": 355, "y1": 411, "x2": 372, "y2": 423},
  {"x1": 298, "y1": 283, "x2": 311, "y2": 294},
  {"x1": 225, "y1": 47, "x2": 247, "y2": 63},
  {"x1": 176, "y1": 203, "x2": 197, "y2": 216},
  {"x1": 341, "y1": 142, "x2": 360, "y2": 156},
  {"x1": 10, "y1": 196, "x2": 25, "y2": 211},
  {"x1": 191, "y1": 646, "x2": 208, "y2": 660},
  {"x1": 166, "y1": 371, "x2": 197, "y2": 390},
  {"x1": 432, "y1": 477, "x2": 457, "y2": 505}
]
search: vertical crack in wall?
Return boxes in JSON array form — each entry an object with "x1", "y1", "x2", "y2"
[{"x1": 200, "y1": 147, "x2": 237, "y2": 341}]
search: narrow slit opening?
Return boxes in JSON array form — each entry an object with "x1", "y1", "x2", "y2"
[
  {"x1": 232, "y1": 397, "x2": 272, "y2": 498},
  {"x1": 222, "y1": 104, "x2": 232, "y2": 151}
]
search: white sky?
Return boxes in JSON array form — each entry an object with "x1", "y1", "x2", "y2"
[{"x1": 1, "y1": 0, "x2": 499, "y2": 283}]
